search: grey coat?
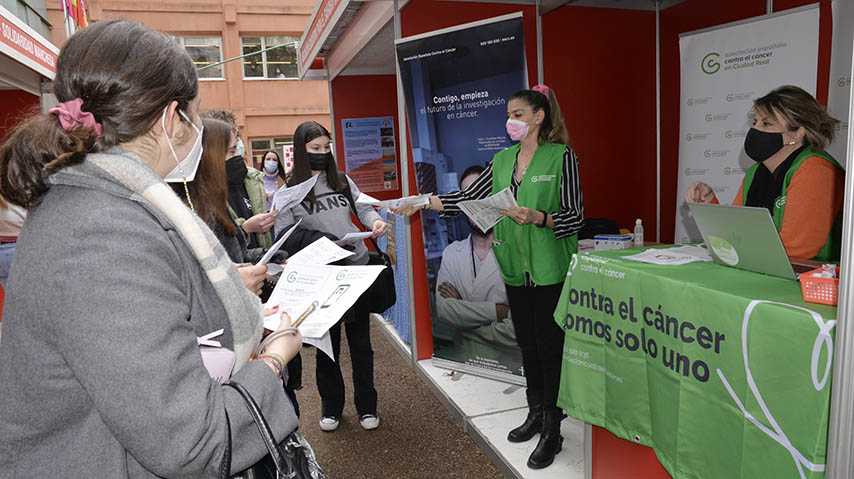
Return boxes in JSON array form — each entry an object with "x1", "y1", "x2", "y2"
[{"x1": 0, "y1": 183, "x2": 298, "y2": 477}]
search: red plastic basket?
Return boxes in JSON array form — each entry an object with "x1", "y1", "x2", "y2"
[{"x1": 800, "y1": 266, "x2": 840, "y2": 306}]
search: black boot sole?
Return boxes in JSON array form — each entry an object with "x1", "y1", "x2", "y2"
[{"x1": 526, "y1": 438, "x2": 563, "y2": 469}]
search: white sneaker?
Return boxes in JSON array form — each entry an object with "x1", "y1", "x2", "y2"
[
  {"x1": 359, "y1": 414, "x2": 380, "y2": 430},
  {"x1": 319, "y1": 416, "x2": 339, "y2": 432}
]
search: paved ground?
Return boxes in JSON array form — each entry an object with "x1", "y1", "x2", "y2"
[{"x1": 293, "y1": 320, "x2": 504, "y2": 479}]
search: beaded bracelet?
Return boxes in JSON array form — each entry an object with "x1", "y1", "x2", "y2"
[
  {"x1": 258, "y1": 355, "x2": 283, "y2": 377},
  {"x1": 262, "y1": 352, "x2": 287, "y2": 371}
]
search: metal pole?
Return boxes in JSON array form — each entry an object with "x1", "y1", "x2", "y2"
[
  {"x1": 767, "y1": 0, "x2": 773, "y2": 15},
  {"x1": 327, "y1": 65, "x2": 336, "y2": 154},
  {"x1": 198, "y1": 41, "x2": 298, "y2": 71},
  {"x1": 393, "y1": 0, "x2": 419, "y2": 365},
  {"x1": 655, "y1": 0, "x2": 661, "y2": 242},
  {"x1": 60, "y1": 0, "x2": 71, "y2": 41},
  {"x1": 536, "y1": 0, "x2": 543, "y2": 84},
  {"x1": 826, "y1": 19, "x2": 854, "y2": 478}
]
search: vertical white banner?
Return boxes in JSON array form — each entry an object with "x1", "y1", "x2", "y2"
[
  {"x1": 676, "y1": 7, "x2": 820, "y2": 243},
  {"x1": 827, "y1": 0, "x2": 853, "y2": 167}
]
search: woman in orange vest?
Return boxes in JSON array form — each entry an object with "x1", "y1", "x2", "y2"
[{"x1": 686, "y1": 85, "x2": 844, "y2": 261}]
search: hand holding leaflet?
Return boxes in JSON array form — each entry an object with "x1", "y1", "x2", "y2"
[
  {"x1": 255, "y1": 219, "x2": 302, "y2": 266},
  {"x1": 458, "y1": 187, "x2": 518, "y2": 233},
  {"x1": 264, "y1": 263, "x2": 384, "y2": 340},
  {"x1": 357, "y1": 192, "x2": 431, "y2": 210},
  {"x1": 272, "y1": 175, "x2": 319, "y2": 214},
  {"x1": 337, "y1": 231, "x2": 374, "y2": 244}
]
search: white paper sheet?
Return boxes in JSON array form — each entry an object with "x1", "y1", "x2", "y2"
[
  {"x1": 623, "y1": 247, "x2": 711, "y2": 266},
  {"x1": 458, "y1": 187, "x2": 518, "y2": 233},
  {"x1": 265, "y1": 263, "x2": 385, "y2": 340},
  {"x1": 262, "y1": 316, "x2": 336, "y2": 361},
  {"x1": 286, "y1": 236, "x2": 355, "y2": 265},
  {"x1": 272, "y1": 175, "x2": 319, "y2": 214},
  {"x1": 660, "y1": 244, "x2": 713, "y2": 262},
  {"x1": 357, "y1": 192, "x2": 431, "y2": 210},
  {"x1": 256, "y1": 219, "x2": 302, "y2": 266},
  {"x1": 338, "y1": 231, "x2": 374, "y2": 244}
]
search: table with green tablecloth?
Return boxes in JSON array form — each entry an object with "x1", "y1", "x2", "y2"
[{"x1": 553, "y1": 247, "x2": 838, "y2": 479}]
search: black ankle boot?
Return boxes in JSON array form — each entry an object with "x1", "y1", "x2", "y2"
[
  {"x1": 507, "y1": 401, "x2": 543, "y2": 443},
  {"x1": 527, "y1": 408, "x2": 563, "y2": 469}
]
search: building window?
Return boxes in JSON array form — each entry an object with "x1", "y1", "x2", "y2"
[
  {"x1": 174, "y1": 36, "x2": 224, "y2": 80},
  {"x1": 241, "y1": 36, "x2": 299, "y2": 79},
  {"x1": 250, "y1": 137, "x2": 294, "y2": 171}
]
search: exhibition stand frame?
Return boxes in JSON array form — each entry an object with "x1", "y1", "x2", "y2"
[{"x1": 298, "y1": 0, "x2": 854, "y2": 477}]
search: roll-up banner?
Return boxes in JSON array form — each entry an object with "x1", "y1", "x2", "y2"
[
  {"x1": 828, "y1": 0, "x2": 853, "y2": 167},
  {"x1": 396, "y1": 13, "x2": 527, "y2": 380},
  {"x1": 675, "y1": 6, "x2": 820, "y2": 243}
]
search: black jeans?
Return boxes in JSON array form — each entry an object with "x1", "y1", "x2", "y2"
[
  {"x1": 315, "y1": 296, "x2": 377, "y2": 417},
  {"x1": 505, "y1": 283, "x2": 565, "y2": 410}
]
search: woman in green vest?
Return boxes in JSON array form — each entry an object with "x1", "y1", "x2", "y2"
[
  {"x1": 396, "y1": 85, "x2": 584, "y2": 469},
  {"x1": 686, "y1": 85, "x2": 844, "y2": 261}
]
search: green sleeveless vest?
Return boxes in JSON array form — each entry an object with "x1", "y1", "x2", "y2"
[
  {"x1": 741, "y1": 145, "x2": 843, "y2": 261},
  {"x1": 491, "y1": 142, "x2": 578, "y2": 286}
]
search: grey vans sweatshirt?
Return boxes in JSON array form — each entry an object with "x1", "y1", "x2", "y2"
[{"x1": 275, "y1": 172, "x2": 382, "y2": 265}]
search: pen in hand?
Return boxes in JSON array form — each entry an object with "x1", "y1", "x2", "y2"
[{"x1": 293, "y1": 300, "x2": 319, "y2": 328}]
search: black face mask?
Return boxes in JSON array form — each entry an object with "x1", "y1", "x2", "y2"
[
  {"x1": 744, "y1": 128, "x2": 784, "y2": 163},
  {"x1": 225, "y1": 155, "x2": 248, "y2": 185},
  {"x1": 308, "y1": 152, "x2": 333, "y2": 171}
]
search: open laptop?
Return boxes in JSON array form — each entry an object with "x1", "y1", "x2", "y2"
[{"x1": 687, "y1": 203, "x2": 817, "y2": 281}]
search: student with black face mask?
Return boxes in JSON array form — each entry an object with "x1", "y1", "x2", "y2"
[
  {"x1": 225, "y1": 151, "x2": 277, "y2": 250},
  {"x1": 686, "y1": 85, "x2": 844, "y2": 261},
  {"x1": 274, "y1": 121, "x2": 387, "y2": 434}
]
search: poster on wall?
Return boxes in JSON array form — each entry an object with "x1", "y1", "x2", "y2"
[
  {"x1": 675, "y1": 6, "x2": 819, "y2": 243},
  {"x1": 342, "y1": 117, "x2": 399, "y2": 192},
  {"x1": 827, "y1": 0, "x2": 853, "y2": 167},
  {"x1": 396, "y1": 13, "x2": 527, "y2": 380}
]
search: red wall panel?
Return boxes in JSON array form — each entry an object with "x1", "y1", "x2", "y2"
[
  {"x1": 542, "y1": 6, "x2": 657, "y2": 233},
  {"x1": 330, "y1": 74, "x2": 403, "y2": 202},
  {"x1": 0, "y1": 90, "x2": 39, "y2": 141}
]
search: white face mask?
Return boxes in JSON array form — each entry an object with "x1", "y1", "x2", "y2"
[
  {"x1": 162, "y1": 107, "x2": 204, "y2": 183},
  {"x1": 235, "y1": 137, "x2": 246, "y2": 158}
]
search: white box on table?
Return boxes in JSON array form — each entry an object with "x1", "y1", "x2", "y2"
[{"x1": 593, "y1": 234, "x2": 633, "y2": 251}]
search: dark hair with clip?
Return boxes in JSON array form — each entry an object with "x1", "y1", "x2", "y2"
[{"x1": 0, "y1": 20, "x2": 198, "y2": 208}]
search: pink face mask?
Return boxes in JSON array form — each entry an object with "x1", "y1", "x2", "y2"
[{"x1": 505, "y1": 119, "x2": 529, "y2": 142}]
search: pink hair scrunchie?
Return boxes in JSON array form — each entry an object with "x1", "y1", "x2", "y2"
[
  {"x1": 531, "y1": 84, "x2": 550, "y2": 98},
  {"x1": 49, "y1": 98, "x2": 103, "y2": 137}
]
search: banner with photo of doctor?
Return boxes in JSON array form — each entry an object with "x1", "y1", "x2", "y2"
[{"x1": 396, "y1": 13, "x2": 527, "y2": 378}]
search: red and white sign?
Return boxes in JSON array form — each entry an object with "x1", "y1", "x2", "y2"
[
  {"x1": 298, "y1": 0, "x2": 347, "y2": 78},
  {"x1": 0, "y1": 6, "x2": 58, "y2": 79}
]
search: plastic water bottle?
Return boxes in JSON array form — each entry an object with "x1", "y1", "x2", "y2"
[{"x1": 633, "y1": 219, "x2": 644, "y2": 247}]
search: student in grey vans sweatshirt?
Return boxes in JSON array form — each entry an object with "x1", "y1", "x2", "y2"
[{"x1": 275, "y1": 121, "x2": 387, "y2": 432}]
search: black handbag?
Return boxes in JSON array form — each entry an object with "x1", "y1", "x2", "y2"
[
  {"x1": 220, "y1": 381, "x2": 324, "y2": 479},
  {"x1": 338, "y1": 174, "x2": 397, "y2": 314}
]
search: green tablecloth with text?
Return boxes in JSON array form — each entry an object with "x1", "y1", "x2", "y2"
[{"x1": 554, "y1": 248, "x2": 837, "y2": 479}]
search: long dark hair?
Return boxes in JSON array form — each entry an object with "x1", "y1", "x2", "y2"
[
  {"x1": 171, "y1": 118, "x2": 235, "y2": 236},
  {"x1": 509, "y1": 88, "x2": 569, "y2": 145},
  {"x1": 0, "y1": 20, "x2": 198, "y2": 208},
  {"x1": 288, "y1": 121, "x2": 344, "y2": 204},
  {"x1": 263, "y1": 149, "x2": 287, "y2": 181}
]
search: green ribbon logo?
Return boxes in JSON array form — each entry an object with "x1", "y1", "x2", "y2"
[{"x1": 701, "y1": 52, "x2": 721, "y2": 75}]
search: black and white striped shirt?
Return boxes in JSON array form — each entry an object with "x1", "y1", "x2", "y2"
[{"x1": 438, "y1": 145, "x2": 584, "y2": 240}]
